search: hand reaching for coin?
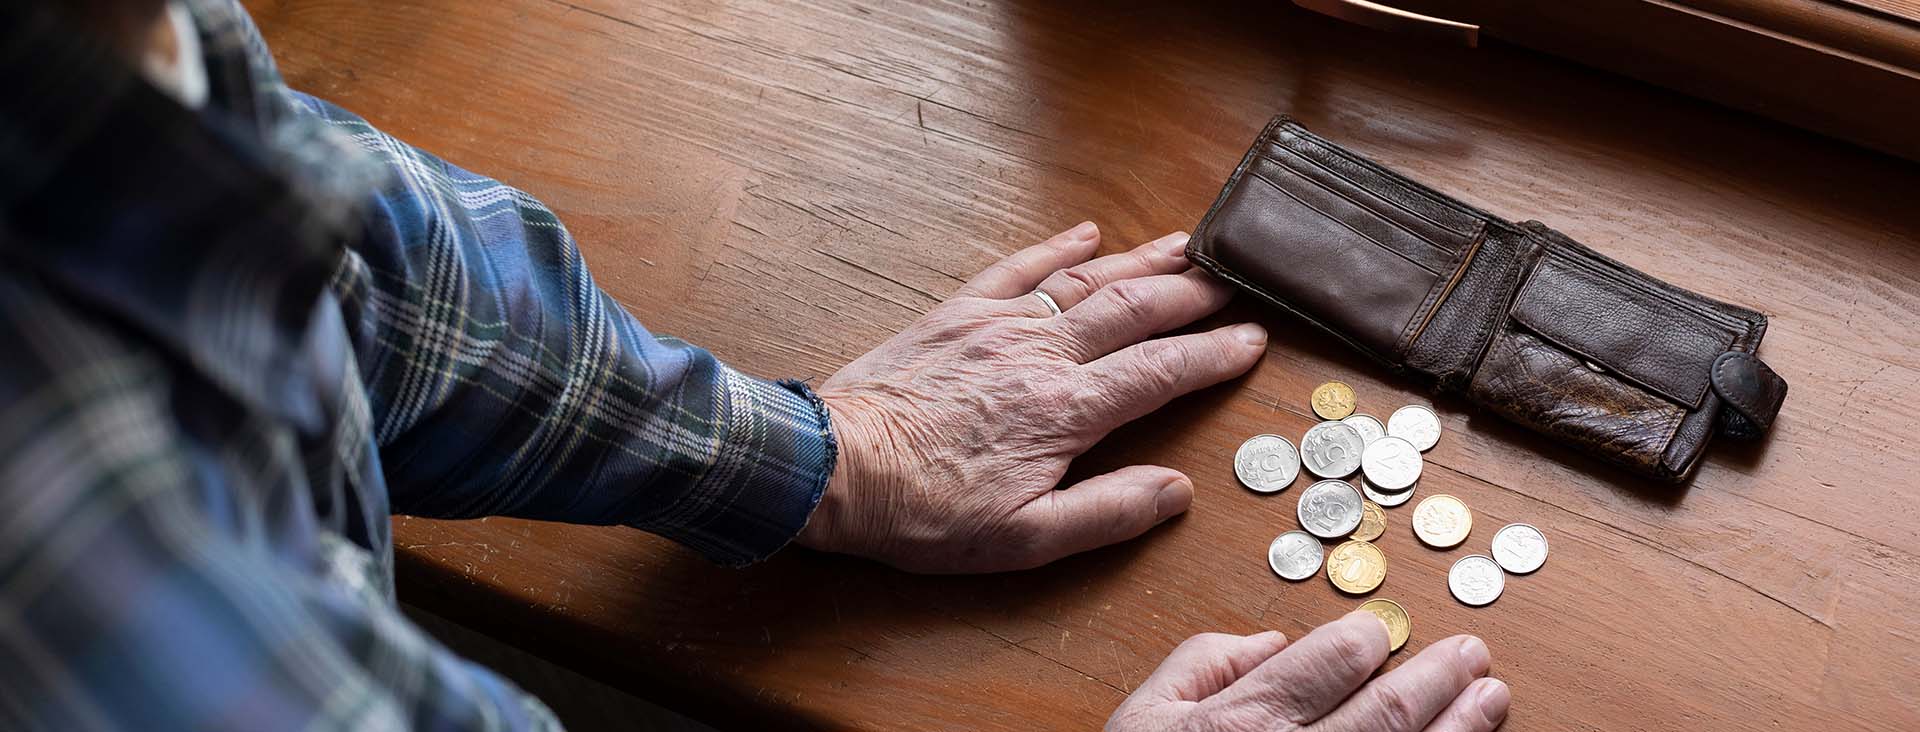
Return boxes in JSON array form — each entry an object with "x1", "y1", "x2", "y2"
[
  {"x1": 797, "y1": 222, "x2": 1267, "y2": 573},
  {"x1": 1105, "y1": 613, "x2": 1510, "y2": 732}
]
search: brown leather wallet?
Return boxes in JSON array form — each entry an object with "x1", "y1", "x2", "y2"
[{"x1": 1187, "y1": 117, "x2": 1788, "y2": 482}]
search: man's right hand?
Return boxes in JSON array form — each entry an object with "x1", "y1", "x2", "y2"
[{"x1": 1106, "y1": 612, "x2": 1510, "y2": 732}]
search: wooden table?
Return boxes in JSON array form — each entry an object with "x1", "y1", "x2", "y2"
[{"x1": 248, "y1": 1, "x2": 1920, "y2": 729}]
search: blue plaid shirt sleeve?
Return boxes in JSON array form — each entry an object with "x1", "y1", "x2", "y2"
[
  {"x1": 0, "y1": 0, "x2": 836, "y2": 727},
  {"x1": 308, "y1": 95, "x2": 836, "y2": 567}
]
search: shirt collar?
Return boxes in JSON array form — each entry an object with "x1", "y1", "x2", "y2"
[{"x1": 0, "y1": 2, "x2": 379, "y2": 430}]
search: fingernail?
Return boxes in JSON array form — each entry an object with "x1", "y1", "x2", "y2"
[
  {"x1": 1067, "y1": 221, "x2": 1098, "y2": 240},
  {"x1": 1155, "y1": 232, "x2": 1191, "y2": 256},
  {"x1": 1475, "y1": 678, "x2": 1511, "y2": 722},
  {"x1": 1153, "y1": 477, "x2": 1193, "y2": 521},
  {"x1": 1233, "y1": 323, "x2": 1268, "y2": 347},
  {"x1": 1457, "y1": 636, "x2": 1491, "y2": 675}
]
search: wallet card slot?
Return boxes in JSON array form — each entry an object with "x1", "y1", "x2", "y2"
[
  {"x1": 1540, "y1": 245, "x2": 1750, "y2": 333},
  {"x1": 1508, "y1": 253, "x2": 1740, "y2": 409},
  {"x1": 1203, "y1": 157, "x2": 1445, "y2": 361},
  {"x1": 1267, "y1": 125, "x2": 1485, "y2": 242},
  {"x1": 1255, "y1": 144, "x2": 1473, "y2": 257},
  {"x1": 1245, "y1": 157, "x2": 1453, "y2": 274}
]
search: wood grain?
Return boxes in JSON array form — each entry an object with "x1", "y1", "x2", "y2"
[{"x1": 244, "y1": 0, "x2": 1920, "y2": 729}]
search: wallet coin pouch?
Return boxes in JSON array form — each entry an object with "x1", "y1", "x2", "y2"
[{"x1": 1188, "y1": 117, "x2": 1788, "y2": 482}]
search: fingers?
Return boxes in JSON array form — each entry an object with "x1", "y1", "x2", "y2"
[
  {"x1": 1131, "y1": 631, "x2": 1292, "y2": 704},
  {"x1": 1033, "y1": 231, "x2": 1192, "y2": 310},
  {"x1": 1420, "y1": 678, "x2": 1510, "y2": 732},
  {"x1": 955, "y1": 222, "x2": 1102, "y2": 299},
  {"x1": 1052, "y1": 269, "x2": 1235, "y2": 359},
  {"x1": 1311, "y1": 635, "x2": 1493, "y2": 732},
  {"x1": 1001, "y1": 465, "x2": 1193, "y2": 569},
  {"x1": 1078, "y1": 323, "x2": 1267, "y2": 425},
  {"x1": 1206, "y1": 611, "x2": 1391, "y2": 725}
]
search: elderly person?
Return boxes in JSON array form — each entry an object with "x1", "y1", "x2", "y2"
[{"x1": 0, "y1": 1, "x2": 1508, "y2": 730}]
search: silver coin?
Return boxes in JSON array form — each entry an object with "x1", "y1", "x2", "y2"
[
  {"x1": 1234, "y1": 434, "x2": 1301, "y2": 493},
  {"x1": 1300, "y1": 421, "x2": 1365, "y2": 478},
  {"x1": 1267, "y1": 530, "x2": 1324, "y2": 581},
  {"x1": 1341, "y1": 414, "x2": 1386, "y2": 445},
  {"x1": 1387, "y1": 405, "x2": 1443, "y2": 452},
  {"x1": 1491, "y1": 523, "x2": 1549, "y2": 574},
  {"x1": 1363, "y1": 477, "x2": 1414, "y2": 507},
  {"x1": 1296, "y1": 479, "x2": 1365, "y2": 538},
  {"x1": 1360, "y1": 436, "x2": 1423, "y2": 491},
  {"x1": 1449, "y1": 555, "x2": 1505, "y2": 607}
]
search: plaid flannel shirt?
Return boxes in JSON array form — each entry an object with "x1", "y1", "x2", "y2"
[{"x1": 0, "y1": 1, "x2": 835, "y2": 729}]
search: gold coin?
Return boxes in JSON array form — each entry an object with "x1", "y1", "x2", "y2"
[
  {"x1": 1412, "y1": 494, "x2": 1473, "y2": 549},
  {"x1": 1359, "y1": 598, "x2": 1412, "y2": 652},
  {"x1": 1310, "y1": 381, "x2": 1357, "y2": 420},
  {"x1": 1326, "y1": 540, "x2": 1386, "y2": 594},
  {"x1": 1350, "y1": 500, "x2": 1386, "y2": 542}
]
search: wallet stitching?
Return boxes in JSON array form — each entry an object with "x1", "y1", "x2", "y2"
[
  {"x1": 1188, "y1": 117, "x2": 1289, "y2": 263},
  {"x1": 1243, "y1": 168, "x2": 1444, "y2": 277},
  {"x1": 1273, "y1": 126, "x2": 1483, "y2": 237},
  {"x1": 1401, "y1": 224, "x2": 1488, "y2": 360},
  {"x1": 1650, "y1": 398, "x2": 1690, "y2": 475},
  {"x1": 1478, "y1": 327, "x2": 1688, "y2": 475},
  {"x1": 1462, "y1": 236, "x2": 1532, "y2": 391},
  {"x1": 1395, "y1": 227, "x2": 1480, "y2": 359},
  {"x1": 1524, "y1": 222, "x2": 1764, "y2": 341},
  {"x1": 1274, "y1": 126, "x2": 1482, "y2": 234},
  {"x1": 1515, "y1": 255, "x2": 1735, "y2": 407},
  {"x1": 1541, "y1": 247, "x2": 1748, "y2": 333},
  {"x1": 1255, "y1": 147, "x2": 1463, "y2": 258},
  {"x1": 1187, "y1": 249, "x2": 1395, "y2": 366}
]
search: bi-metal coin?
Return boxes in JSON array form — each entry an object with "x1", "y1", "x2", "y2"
[
  {"x1": 1412, "y1": 494, "x2": 1473, "y2": 549},
  {"x1": 1297, "y1": 480, "x2": 1365, "y2": 539},
  {"x1": 1360, "y1": 436, "x2": 1423, "y2": 491},
  {"x1": 1235, "y1": 434, "x2": 1301, "y2": 493},
  {"x1": 1387, "y1": 404, "x2": 1443, "y2": 452},
  {"x1": 1326, "y1": 540, "x2": 1387, "y2": 595},
  {"x1": 1268, "y1": 530, "x2": 1324, "y2": 581},
  {"x1": 1301, "y1": 421, "x2": 1365, "y2": 479},
  {"x1": 1311, "y1": 381, "x2": 1357, "y2": 420},
  {"x1": 1491, "y1": 523, "x2": 1550, "y2": 574},
  {"x1": 1359, "y1": 598, "x2": 1411, "y2": 652},
  {"x1": 1449, "y1": 555, "x2": 1505, "y2": 606}
]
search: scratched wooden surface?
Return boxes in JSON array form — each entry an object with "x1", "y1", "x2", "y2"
[{"x1": 245, "y1": 1, "x2": 1920, "y2": 729}]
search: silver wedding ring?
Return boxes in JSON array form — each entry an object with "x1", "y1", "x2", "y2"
[{"x1": 1030, "y1": 290, "x2": 1062, "y2": 316}]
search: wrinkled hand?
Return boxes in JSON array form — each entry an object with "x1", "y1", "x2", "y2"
[
  {"x1": 1107, "y1": 613, "x2": 1510, "y2": 732},
  {"x1": 797, "y1": 222, "x2": 1266, "y2": 572}
]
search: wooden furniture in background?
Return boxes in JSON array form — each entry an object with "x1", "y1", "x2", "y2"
[
  {"x1": 1374, "y1": 0, "x2": 1920, "y2": 161},
  {"x1": 245, "y1": 0, "x2": 1920, "y2": 729}
]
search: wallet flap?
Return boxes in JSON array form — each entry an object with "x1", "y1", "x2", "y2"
[
  {"x1": 1710, "y1": 351, "x2": 1788, "y2": 437},
  {"x1": 1508, "y1": 253, "x2": 1740, "y2": 409}
]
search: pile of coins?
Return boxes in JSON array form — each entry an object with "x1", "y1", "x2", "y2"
[{"x1": 1239, "y1": 381, "x2": 1551, "y2": 651}]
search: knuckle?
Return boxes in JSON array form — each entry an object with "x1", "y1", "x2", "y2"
[
  {"x1": 1143, "y1": 341, "x2": 1195, "y2": 388},
  {"x1": 1324, "y1": 625, "x2": 1383, "y2": 679},
  {"x1": 1052, "y1": 265, "x2": 1104, "y2": 300},
  {"x1": 1062, "y1": 379, "x2": 1119, "y2": 422},
  {"x1": 1368, "y1": 681, "x2": 1423, "y2": 732},
  {"x1": 1104, "y1": 278, "x2": 1159, "y2": 321}
]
